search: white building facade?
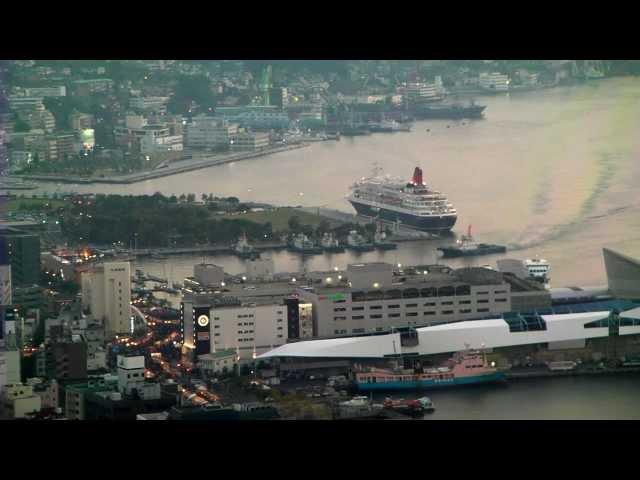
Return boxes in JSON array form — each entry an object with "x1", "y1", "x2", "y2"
[{"x1": 81, "y1": 262, "x2": 132, "y2": 338}]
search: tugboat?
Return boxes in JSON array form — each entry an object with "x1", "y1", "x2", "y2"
[
  {"x1": 320, "y1": 232, "x2": 345, "y2": 253},
  {"x1": 346, "y1": 230, "x2": 375, "y2": 252},
  {"x1": 234, "y1": 233, "x2": 259, "y2": 260},
  {"x1": 287, "y1": 233, "x2": 323, "y2": 255},
  {"x1": 437, "y1": 225, "x2": 506, "y2": 258},
  {"x1": 373, "y1": 225, "x2": 397, "y2": 250}
]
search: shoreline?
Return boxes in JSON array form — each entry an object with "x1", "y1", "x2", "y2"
[{"x1": 14, "y1": 142, "x2": 311, "y2": 186}]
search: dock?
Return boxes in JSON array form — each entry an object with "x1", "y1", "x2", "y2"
[
  {"x1": 505, "y1": 366, "x2": 640, "y2": 380},
  {"x1": 109, "y1": 242, "x2": 287, "y2": 259},
  {"x1": 296, "y1": 207, "x2": 437, "y2": 241}
]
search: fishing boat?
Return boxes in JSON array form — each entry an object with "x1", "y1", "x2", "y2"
[
  {"x1": 345, "y1": 230, "x2": 374, "y2": 252},
  {"x1": 234, "y1": 233, "x2": 259, "y2": 260},
  {"x1": 320, "y1": 232, "x2": 345, "y2": 253},
  {"x1": 287, "y1": 233, "x2": 323, "y2": 255}
]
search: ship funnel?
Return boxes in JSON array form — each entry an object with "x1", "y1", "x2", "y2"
[{"x1": 412, "y1": 167, "x2": 423, "y2": 186}]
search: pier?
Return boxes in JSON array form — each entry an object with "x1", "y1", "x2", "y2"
[{"x1": 112, "y1": 241, "x2": 288, "y2": 258}]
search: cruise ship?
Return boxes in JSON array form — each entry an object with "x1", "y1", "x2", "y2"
[{"x1": 347, "y1": 166, "x2": 457, "y2": 232}]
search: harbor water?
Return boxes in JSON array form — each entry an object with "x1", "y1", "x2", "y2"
[
  {"x1": 31, "y1": 77, "x2": 640, "y2": 286},
  {"x1": 374, "y1": 373, "x2": 640, "y2": 420}
]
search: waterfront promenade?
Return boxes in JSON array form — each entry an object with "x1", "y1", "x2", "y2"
[{"x1": 15, "y1": 142, "x2": 311, "y2": 185}]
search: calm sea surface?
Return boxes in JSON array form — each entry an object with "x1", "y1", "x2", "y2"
[{"x1": 379, "y1": 374, "x2": 640, "y2": 420}]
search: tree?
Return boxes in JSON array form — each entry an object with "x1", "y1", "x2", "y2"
[
  {"x1": 201, "y1": 193, "x2": 208, "y2": 203},
  {"x1": 179, "y1": 194, "x2": 186, "y2": 202},
  {"x1": 186, "y1": 193, "x2": 196, "y2": 203},
  {"x1": 288, "y1": 216, "x2": 301, "y2": 232}
]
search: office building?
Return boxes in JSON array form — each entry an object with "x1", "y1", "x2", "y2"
[
  {"x1": 1, "y1": 383, "x2": 42, "y2": 419},
  {"x1": 81, "y1": 261, "x2": 131, "y2": 338},
  {"x1": 193, "y1": 263, "x2": 224, "y2": 287},
  {"x1": 198, "y1": 349, "x2": 238, "y2": 375},
  {"x1": 0, "y1": 228, "x2": 41, "y2": 287},
  {"x1": 185, "y1": 116, "x2": 238, "y2": 149},
  {"x1": 64, "y1": 376, "x2": 118, "y2": 420},
  {"x1": 45, "y1": 340, "x2": 88, "y2": 381},
  {"x1": 297, "y1": 263, "x2": 549, "y2": 338},
  {"x1": 230, "y1": 131, "x2": 270, "y2": 151},
  {"x1": 70, "y1": 111, "x2": 95, "y2": 131},
  {"x1": 181, "y1": 293, "x2": 288, "y2": 363},
  {"x1": 24, "y1": 86, "x2": 67, "y2": 97},
  {"x1": 129, "y1": 96, "x2": 170, "y2": 114},
  {"x1": 479, "y1": 72, "x2": 511, "y2": 91},
  {"x1": 215, "y1": 105, "x2": 290, "y2": 130}
]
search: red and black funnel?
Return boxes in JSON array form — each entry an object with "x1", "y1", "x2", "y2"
[{"x1": 412, "y1": 167, "x2": 423, "y2": 185}]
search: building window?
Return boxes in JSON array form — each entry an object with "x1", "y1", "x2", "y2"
[
  {"x1": 477, "y1": 308, "x2": 490, "y2": 313},
  {"x1": 441, "y1": 301, "x2": 453, "y2": 305},
  {"x1": 424, "y1": 302, "x2": 436, "y2": 307},
  {"x1": 352, "y1": 306, "x2": 364, "y2": 311},
  {"x1": 334, "y1": 316, "x2": 347, "y2": 321},
  {"x1": 460, "y1": 309, "x2": 472, "y2": 314},
  {"x1": 370, "y1": 305, "x2": 382, "y2": 310},
  {"x1": 495, "y1": 290, "x2": 507, "y2": 294},
  {"x1": 478, "y1": 300, "x2": 489, "y2": 304},
  {"x1": 442, "y1": 310, "x2": 454, "y2": 314},
  {"x1": 477, "y1": 291, "x2": 489, "y2": 295},
  {"x1": 352, "y1": 315, "x2": 364, "y2": 320},
  {"x1": 387, "y1": 305, "x2": 400, "y2": 309},
  {"x1": 277, "y1": 326, "x2": 283, "y2": 330},
  {"x1": 370, "y1": 314, "x2": 382, "y2": 319},
  {"x1": 495, "y1": 298, "x2": 508, "y2": 303},
  {"x1": 406, "y1": 304, "x2": 418, "y2": 308},
  {"x1": 459, "y1": 300, "x2": 471, "y2": 305},
  {"x1": 407, "y1": 312, "x2": 418, "y2": 317},
  {"x1": 352, "y1": 328, "x2": 365, "y2": 334},
  {"x1": 389, "y1": 313, "x2": 400, "y2": 318},
  {"x1": 334, "y1": 307, "x2": 346, "y2": 312}
]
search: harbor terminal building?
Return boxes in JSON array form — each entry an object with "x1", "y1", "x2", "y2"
[
  {"x1": 256, "y1": 249, "x2": 640, "y2": 376},
  {"x1": 181, "y1": 249, "x2": 640, "y2": 374}
]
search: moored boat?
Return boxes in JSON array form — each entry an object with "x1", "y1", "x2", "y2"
[{"x1": 355, "y1": 349, "x2": 506, "y2": 392}]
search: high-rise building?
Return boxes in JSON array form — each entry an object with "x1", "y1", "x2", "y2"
[
  {"x1": 81, "y1": 262, "x2": 131, "y2": 338},
  {"x1": 0, "y1": 228, "x2": 41, "y2": 287},
  {"x1": 45, "y1": 340, "x2": 88, "y2": 381}
]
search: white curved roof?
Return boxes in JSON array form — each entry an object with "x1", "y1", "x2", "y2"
[{"x1": 259, "y1": 311, "x2": 612, "y2": 360}]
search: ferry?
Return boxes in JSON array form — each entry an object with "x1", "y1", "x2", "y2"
[
  {"x1": 347, "y1": 166, "x2": 457, "y2": 233},
  {"x1": 355, "y1": 350, "x2": 506, "y2": 391},
  {"x1": 525, "y1": 257, "x2": 550, "y2": 288}
]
